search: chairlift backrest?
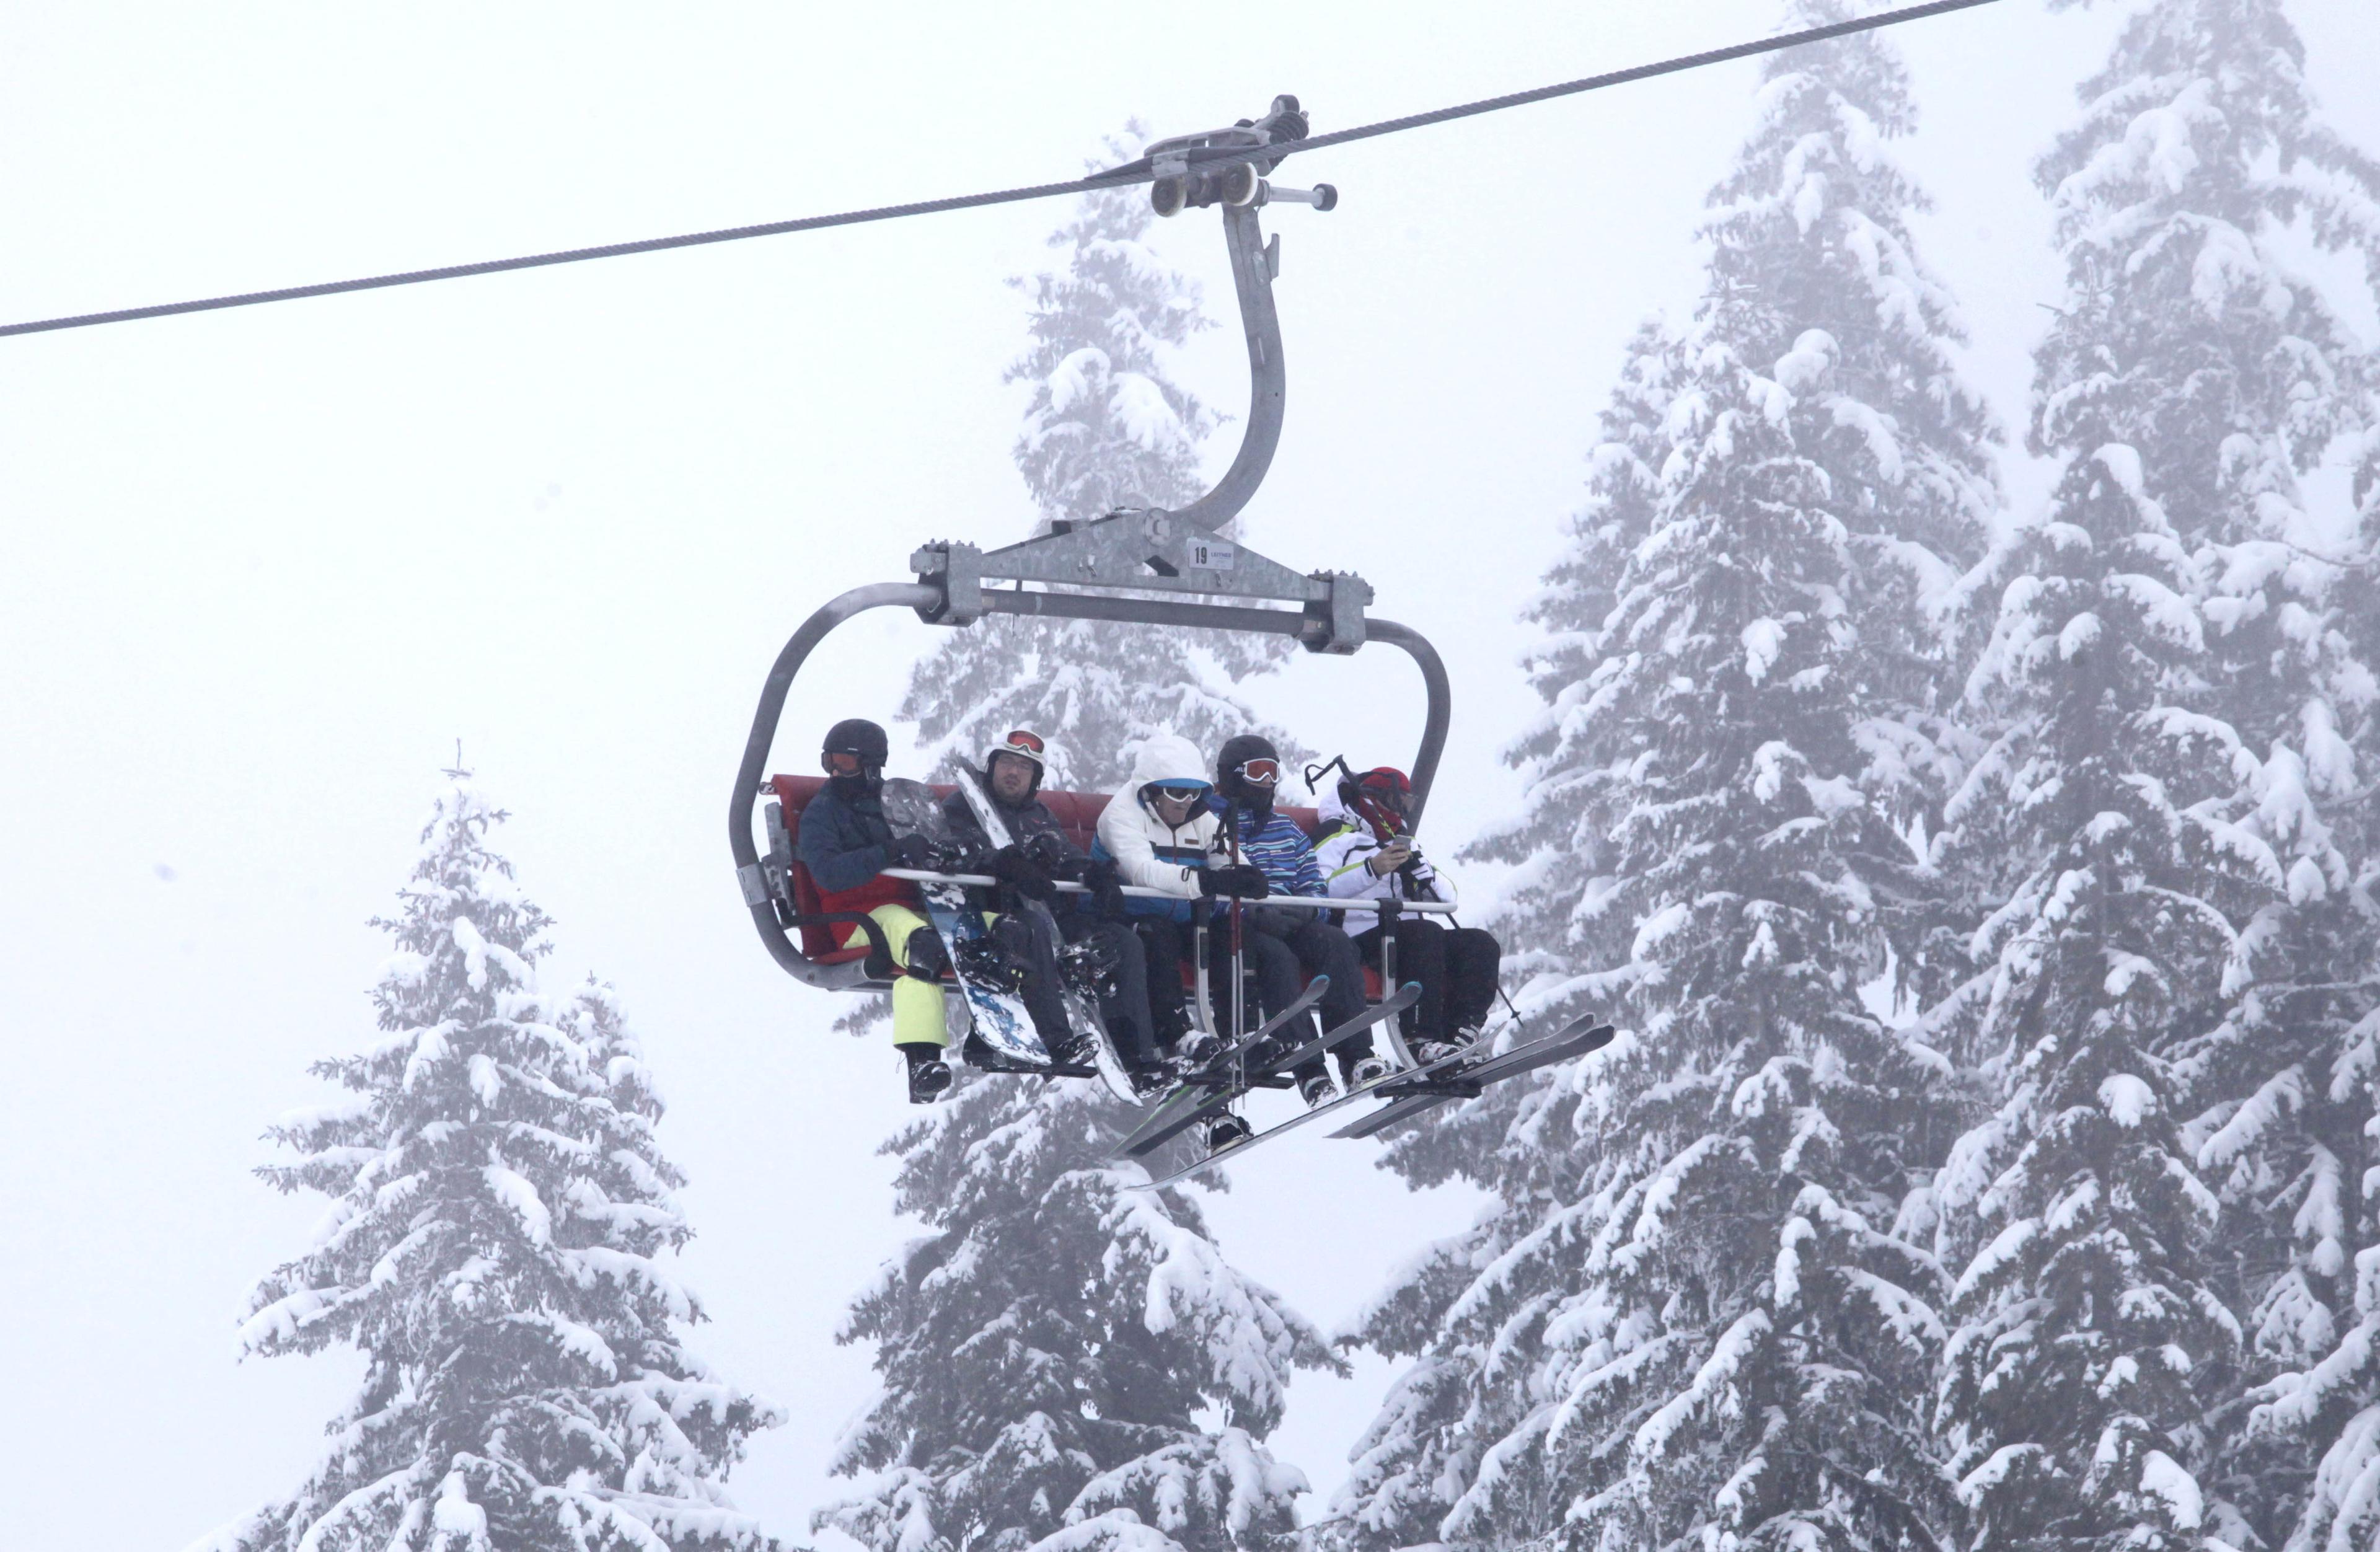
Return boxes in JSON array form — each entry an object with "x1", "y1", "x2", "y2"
[{"x1": 769, "y1": 772, "x2": 1325, "y2": 960}]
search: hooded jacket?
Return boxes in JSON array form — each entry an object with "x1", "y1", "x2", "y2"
[
  {"x1": 1315, "y1": 782, "x2": 1453, "y2": 937},
  {"x1": 1092, "y1": 734, "x2": 1220, "y2": 924}
]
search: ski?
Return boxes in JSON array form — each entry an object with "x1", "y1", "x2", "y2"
[
  {"x1": 1109, "y1": 976, "x2": 1334, "y2": 1157},
  {"x1": 1328, "y1": 1015, "x2": 1616, "y2": 1140},
  {"x1": 1119, "y1": 982, "x2": 1422, "y2": 1162},
  {"x1": 1128, "y1": 1026, "x2": 1479, "y2": 1191}
]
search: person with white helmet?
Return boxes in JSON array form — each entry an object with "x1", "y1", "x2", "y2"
[{"x1": 1091, "y1": 733, "x2": 1269, "y2": 1067}]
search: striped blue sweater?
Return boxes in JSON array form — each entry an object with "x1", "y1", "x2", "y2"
[{"x1": 1212, "y1": 799, "x2": 1326, "y2": 899}]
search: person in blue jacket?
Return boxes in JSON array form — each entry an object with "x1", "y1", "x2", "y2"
[{"x1": 1209, "y1": 733, "x2": 1388, "y2": 1107}]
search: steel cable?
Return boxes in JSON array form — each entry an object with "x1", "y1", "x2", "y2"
[{"x1": 0, "y1": 0, "x2": 2001, "y2": 340}]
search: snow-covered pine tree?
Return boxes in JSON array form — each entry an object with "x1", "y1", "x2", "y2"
[
  {"x1": 1927, "y1": 446, "x2": 2253, "y2": 1551},
  {"x1": 1334, "y1": 9, "x2": 1997, "y2": 1547},
  {"x1": 821, "y1": 133, "x2": 1338, "y2": 1552},
  {"x1": 899, "y1": 128, "x2": 1298, "y2": 795},
  {"x1": 1923, "y1": 4, "x2": 2380, "y2": 1546},
  {"x1": 1980, "y1": 2, "x2": 2380, "y2": 1542},
  {"x1": 204, "y1": 776, "x2": 785, "y2": 1552},
  {"x1": 821, "y1": 1077, "x2": 1335, "y2": 1552}
]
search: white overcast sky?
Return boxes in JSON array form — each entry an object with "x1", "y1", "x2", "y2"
[{"x1": 2, "y1": 3, "x2": 2375, "y2": 1550}]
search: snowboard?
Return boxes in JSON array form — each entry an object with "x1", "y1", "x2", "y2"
[
  {"x1": 878, "y1": 777, "x2": 1052, "y2": 1072},
  {"x1": 939, "y1": 774, "x2": 1144, "y2": 1104}
]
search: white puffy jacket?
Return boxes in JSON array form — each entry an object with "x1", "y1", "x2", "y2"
[
  {"x1": 1315, "y1": 783, "x2": 1454, "y2": 937},
  {"x1": 1094, "y1": 734, "x2": 1222, "y2": 915}
]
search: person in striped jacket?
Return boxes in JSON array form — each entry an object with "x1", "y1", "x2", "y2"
[{"x1": 1209, "y1": 733, "x2": 1390, "y2": 1106}]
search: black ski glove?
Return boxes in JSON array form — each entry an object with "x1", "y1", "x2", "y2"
[
  {"x1": 1196, "y1": 863, "x2": 1271, "y2": 901},
  {"x1": 884, "y1": 833, "x2": 935, "y2": 871},
  {"x1": 990, "y1": 844, "x2": 1057, "y2": 901},
  {"x1": 1081, "y1": 858, "x2": 1130, "y2": 920}
]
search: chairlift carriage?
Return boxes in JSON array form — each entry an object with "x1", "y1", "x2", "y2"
[{"x1": 729, "y1": 100, "x2": 1612, "y2": 1166}]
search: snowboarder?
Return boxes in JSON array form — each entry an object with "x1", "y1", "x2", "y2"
[
  {"x1": 941, "y1": 730, "x2": 1163, "y2": 1081},
  {"x1": 1315, "y1": 762, "x2": 1503, "y2": 1063},
  {"x1": 1091, "y1": 733, "x2": 1269, "y2": 1067},
  {"x1": 793, "y1": 718, "x2": 954, "y2": 1104},
  {"x1": 1209, "y1": 733, "x2": 1390, "y2": 1106}
]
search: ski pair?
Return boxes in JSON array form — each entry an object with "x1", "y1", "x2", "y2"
[
  {"x1": 1128, "y1": 1013, "x2": 1618, "y2": 1191},
  {"x1": 1113, "y1": 980, "x2": 1422, "y2": 1161},
  {"x1": 1329, "y1": 1013, "x2": 1616, "y2": 1139}
]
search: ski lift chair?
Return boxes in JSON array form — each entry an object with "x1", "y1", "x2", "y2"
[{"x1": 733, "y1": 101, "x2": 1452, "y2": 1064}]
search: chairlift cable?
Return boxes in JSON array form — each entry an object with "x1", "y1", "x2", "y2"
[{"x1": 0, "y1": 0, "x2": 2001, "y2": 341}]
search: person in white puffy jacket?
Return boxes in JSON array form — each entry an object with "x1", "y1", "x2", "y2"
[
  {"x1": 1091, "y1": 733, "x2": 1267, "y2": 1062},
  {"x1": 1315, "y1": 764, "x2": 1503, "y2": 1061}
]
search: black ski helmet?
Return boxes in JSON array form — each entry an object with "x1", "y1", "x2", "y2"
[
  {"x1": 822, "y1": 718, "x2": 889, "y2": 792},
  {"x1": 1215, "y1": 733, "x2": 1282, "y2": 806}
]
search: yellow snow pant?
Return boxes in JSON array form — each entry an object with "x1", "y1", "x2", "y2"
[{"x1": 866, "y1": 903, "x2": 948, "y2": 1049}]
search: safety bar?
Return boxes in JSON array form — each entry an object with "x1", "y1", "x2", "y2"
[{"x1": 882, "y1": 868, "x2": 1455, "y2": 913}]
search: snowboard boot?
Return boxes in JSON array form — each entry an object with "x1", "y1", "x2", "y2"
[
  {"x1": 900, "y1": 1043, "x2": 952, "y2": 1104},
  {"x1": 1299, "y1": 1069, "x2": 1340, "y2": 1108},
  {"x1": 1347, "y1": 1054, "x2": 1394, "y2": 1088},
  {"x1": 1205, "y1": 1113, "x2": 1254, "y2": 1153}
]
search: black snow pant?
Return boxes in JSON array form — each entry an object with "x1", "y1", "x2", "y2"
[
  {"x1": 1217, "y1": 910, "x2": 1370, "y2": 1083},
  {"x1": 1129, "y1": 915, "x2": 1197, "y2": 1053},
  {"x1": 1059, "y1": 914, "x2": 1155, "y2": 1067},
  {"x1": 1359, "y1": 918, "x2": 1502, "y2": 1039}
]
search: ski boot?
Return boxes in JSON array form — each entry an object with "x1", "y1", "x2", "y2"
[
  {"x1": 1205, "y1": 1113, "x2": 1254, "y2": 1153},
  {"x1": 1346, "y1": 1054, "x2": 1394, "y2": 1088},
  {"x1": 1299, "y1": 1069, "x2": 1340, "y2": 1108},
  {"x1": 1173, "y1": 1030, "x2": 1223, "y2": 1069}
]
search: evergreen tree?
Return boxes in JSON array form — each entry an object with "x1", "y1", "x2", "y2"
[
  {"x1": 1921, "y1": 3, "x2": 2380, "y2": 1546},
  {"x1": 1334, "y1": 9, "x2": 1995, "y2": 1547},
  {"x1": 201, "y1": 777, "x2": 784, "y2": 1552},
  {"x1": 826, "y1": 134, "x2": 1338, "y2": 1552},
  {"x1": 1928, "y1": 449, "x2": 2252, "y2": 1552},
  {"x1": 2004, "y1": 1, "x2": 2380, "y2": 1543},
  {"x1": 821, "y1": 1078, "x2": 1334, "y2": 1552},
  {"x1": 899, "y1": 128, "x2": 1298, "y2": 794}
]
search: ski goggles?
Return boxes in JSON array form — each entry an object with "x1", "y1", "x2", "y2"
[
  {"x1": 1150, "y1": 781, "x2": 1209, "y2": 802},
  {"x1": 823, "y1": 751, "x2": 875, "y2": 776},
  {"x1": 994, "y1": 728, "x2": 1047, "y2": 764},
  {"x1": 1358, "y1": 768, "x2": 1411, "y2": 808},
  {"x1": 1233, "y1": 757, "x2": 1281, "y2": 787}
]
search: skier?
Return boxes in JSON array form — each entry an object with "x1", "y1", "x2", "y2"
[
  {"x1": 1209, "y1": 733, "x2": 1391, "y2": 1106},
  {"x1": 941, "y1": 730, "x2": 1163, "y2": 1083},
  {"x1": 793, "y1": 718, "x2": 954, "y2": 1104},
  {"x1": 1091, "y1": 733, "x2": 1269, "y2": 1067},
  {"x1": 1316, "y1": 762, "x2": 1503, "y2": 1063}
]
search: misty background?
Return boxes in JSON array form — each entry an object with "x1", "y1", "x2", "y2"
[{"x1": 2, "y1": 2, "x2": 2375, "y2": 1548}]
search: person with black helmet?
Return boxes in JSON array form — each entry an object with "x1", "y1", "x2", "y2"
[
  {"x1": 1316, "y1": 761, "x2": 1502, "y2": 1064},
  {"x1": 1209, "y1": 733, "x2": 1388, "y2": 1107},
  {"x1": 794, "y1": 718, "x2": 953, "y2": 1104},
  {"x1": 941, "y1": 729, "x2": 1163, "y2": 1085}
]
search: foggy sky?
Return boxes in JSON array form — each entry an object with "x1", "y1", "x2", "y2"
[{"x1": 3, "y1": 3, "x2": 2375, "y2": 1548}]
